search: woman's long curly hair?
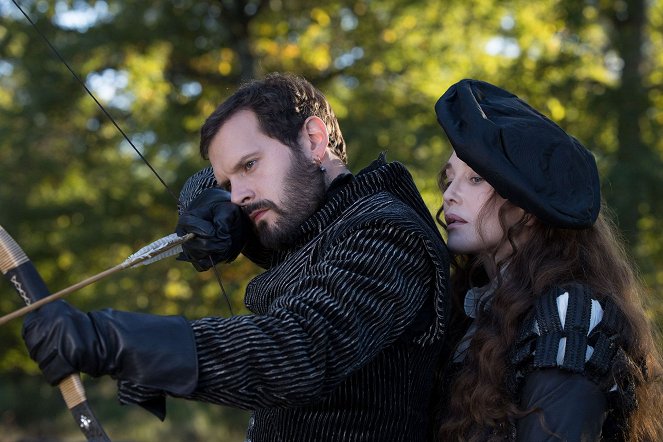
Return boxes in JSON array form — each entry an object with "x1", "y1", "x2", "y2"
[{"x1": 434, "y1": 183, "x2": 663, "y2": 441}]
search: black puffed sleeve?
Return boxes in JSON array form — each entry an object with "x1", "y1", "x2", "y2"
[{"x1": 509, "y1": 284, "x2": 639, "y2": 440}]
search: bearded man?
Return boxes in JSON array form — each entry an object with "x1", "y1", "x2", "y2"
[{"x1": 22, "y1": 73, "x2": 450, "y2": 442}]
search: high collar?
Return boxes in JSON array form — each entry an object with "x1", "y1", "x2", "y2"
[
  {"x1": 463, "y1": 280, "x2": 498, "y2": 319},
  {"x1": 280, "y1": 153, "x2": 435, "y2": 250},
  {"x1": 244, "y1": 153, "x2": 439, "y2": 269}
]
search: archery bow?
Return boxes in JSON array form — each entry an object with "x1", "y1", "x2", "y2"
[
  {"x1": 0, "y1": 226, "x2": 111, "y2": 441},
  {"x1": 0, "y1": 164, "x2": 221, "y2": 439},
  {"x1": 3, "y1": 2, "x2": 226, "y2": 440}
]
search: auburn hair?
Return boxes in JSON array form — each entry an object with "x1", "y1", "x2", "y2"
[{"x1": 434, "y1": 189, "x2": 663, "y2": 441}]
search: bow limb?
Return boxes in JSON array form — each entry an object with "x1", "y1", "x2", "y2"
[{"x1": 0, "y1": 226, "x2": 111, "y2": 442}]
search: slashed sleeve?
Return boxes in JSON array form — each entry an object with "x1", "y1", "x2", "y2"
[{"x1": 511, "y1": 284, "x2": 635, "y2": 441}]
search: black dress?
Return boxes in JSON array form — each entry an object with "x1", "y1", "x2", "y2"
[{"x1": 449, "y1": 283, "x2": 639, "y2": 441}]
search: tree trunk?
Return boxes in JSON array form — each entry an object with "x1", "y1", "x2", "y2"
[
  {"x1": 224, "y1": 0, "x2": 269, "y2": 81},
  {"x1": 605, "y1": 0, "x2": 654, "y2": 247}
]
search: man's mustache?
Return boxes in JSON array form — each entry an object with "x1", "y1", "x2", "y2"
[{"x1": 243, "y1": 200, "x2": 282, "y2": 217}]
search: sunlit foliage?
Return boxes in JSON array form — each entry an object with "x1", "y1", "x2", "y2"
[{"x1": 0, "y1": 0, "x2": 661, "y2": 440}]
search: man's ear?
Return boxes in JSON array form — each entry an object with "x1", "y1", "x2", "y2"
[{"x1": 302, "y1": 116, "x2": 329, "y2": 160}]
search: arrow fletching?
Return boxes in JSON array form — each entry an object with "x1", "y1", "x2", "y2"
[{"x1": 123, "y1": 233, "x2": 194, "y2": 267}]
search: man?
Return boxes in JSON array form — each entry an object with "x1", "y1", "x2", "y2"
[{"x1": 23, "y1": 73, "x2": 450, "y2": 441}]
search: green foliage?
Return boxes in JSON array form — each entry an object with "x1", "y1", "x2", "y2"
[{"x1": 1, "y1": 0, "x2": 662, "y2": 440}]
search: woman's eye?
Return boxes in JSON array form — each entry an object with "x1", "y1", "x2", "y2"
[
  {"x1": 470, "y1": 176, "x2": 484, "y2": 184},
  {"x1": 245, "y1": 160, "x2": 256, "y2": 171},
  {"x1": 443, "y1": 180, "x2": 452, "y2": 190}
]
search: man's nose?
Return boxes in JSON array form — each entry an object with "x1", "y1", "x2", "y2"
[{"x1": 230, "y1": 182, "x2": 254, "y2": 206}]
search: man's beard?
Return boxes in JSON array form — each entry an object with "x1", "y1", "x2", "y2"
[{"x1": 244, "y1": 149, "x2": 326, "y2": 249}]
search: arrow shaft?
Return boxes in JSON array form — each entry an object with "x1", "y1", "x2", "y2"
[
  {"x1": 0, "y1": 262, "x2": 126, "y2": 326},
  {"x1": 0, "y1": 233, "x2": 195, "y2": 326}
]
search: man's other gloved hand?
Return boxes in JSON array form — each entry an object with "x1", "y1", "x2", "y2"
[
  {"x1": 176, "y1": 188, "x2": 247, "y2": 271},
  {"x1": 22, "y1": 300, "x2": 198, "y2": 395}
]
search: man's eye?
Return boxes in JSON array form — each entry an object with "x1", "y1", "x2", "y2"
[
  {"x1": 443, "y1": 180, "x2": 452, "y2": 190},
  {"x1": 245, "y1": 160, "x2": 256, "y2": 171},
  {"x1": 470, "y1": 176, "x2": 484, "y2": 184}
]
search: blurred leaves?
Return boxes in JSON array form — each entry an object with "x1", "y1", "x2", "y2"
[{"x1": 1, "y1": 0, "x2": 662, "y2": 440}]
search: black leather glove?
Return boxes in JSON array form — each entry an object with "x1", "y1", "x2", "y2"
[
  {"x1": 22, "y1": 300, "x2": 198, "y2": 396},
  {"x1": 176, "y1": 188, "x2": 247, "y2": 271}
]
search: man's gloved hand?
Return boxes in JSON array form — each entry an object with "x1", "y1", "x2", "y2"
[
  {"x1": 22, "y1": 300, "x2": 198, "y2": 395},
  {"x1": 176, "y1": 188, "x2": 247, "y2": 271}
]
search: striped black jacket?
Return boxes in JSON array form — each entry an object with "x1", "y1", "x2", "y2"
[{"x1": 120, "y1": 156, "x2": 450, "y2": 441}]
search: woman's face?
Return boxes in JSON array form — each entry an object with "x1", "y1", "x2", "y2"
[{"x1": 442, "y1": 152, "x2": 522, "y2": 260}]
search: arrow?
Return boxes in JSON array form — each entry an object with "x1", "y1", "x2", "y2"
[{"x1": 0, "y1": 232, "x2": 195, "y2": 326}]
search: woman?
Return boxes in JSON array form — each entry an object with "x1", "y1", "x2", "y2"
[{"x1": 433, "y1": 79, "x2": 662, "y2": 441}]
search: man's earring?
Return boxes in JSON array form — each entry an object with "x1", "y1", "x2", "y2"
[{"x1": 317, "y1": 157, "x2": 326, "y2": 173}]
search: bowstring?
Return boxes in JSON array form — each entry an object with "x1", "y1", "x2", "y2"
[
  {"x1": 11, "y1": 0, "x2": 178, "y2": 202},
  {"x1": 11, "y1": 0, "x2": 235, "y2": 316},
  {"x1": 210, "y1": 257, "x2": 235, "y2": 317}
]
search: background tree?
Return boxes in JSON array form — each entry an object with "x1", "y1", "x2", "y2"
[{"x1": 0, "y1": 0, "x2": 661, "y2": 440}]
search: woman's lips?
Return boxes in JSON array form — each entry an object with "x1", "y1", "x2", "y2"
[{"x1": 445, "y1": 213, "x2": 467, "y2": 229}]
